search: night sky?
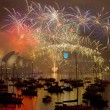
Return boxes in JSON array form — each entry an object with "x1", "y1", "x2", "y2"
[
  {"x1": 0, "y1": 0, "x2": 110, "y2": 59},
  {"x1": 0, "y1": 0, "x2": 110, "y2": 26},
  {"x1": 0, "y1": 0, "x2": 110, "y2": 19},
  {"x1": 0, "y1": 0, "x2": 110, "y2": 27}
]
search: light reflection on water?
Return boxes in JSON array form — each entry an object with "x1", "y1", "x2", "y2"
[
  {"x1": 1, "y1": 73, "x2": 110, "y2": 110},
  {"x1": 20, "y1": 87, "x2": 84, "y2": 110}
]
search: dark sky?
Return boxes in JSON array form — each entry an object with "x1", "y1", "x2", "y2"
[
  {"x1": 0, "y1": 0, "x2": 110, "y2": 22},
  {"x1": 0, "y1": 0, "x2": 110, "y2": 17}
]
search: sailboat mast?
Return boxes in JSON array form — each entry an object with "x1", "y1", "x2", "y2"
[
  {"x1": 75, "y1": 52, "x2": 78, "y2": 105},
  {"x1": 1, "y1": 62, "x2": 2, "y2": 80}
]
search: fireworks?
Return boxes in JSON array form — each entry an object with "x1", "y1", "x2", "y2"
[
  {"x1": 91, "y1": 7, "x2": 110, "y2": 46},
  {"x1": 92, "y1": 7, "x2": 110, "y2": 27},
  {"x1": 68, "y1": 6, "x2": 93, "y2": 33},
  {"x1": 0, "y1": 0, "x2": 110, "y2": 71},
  {"x1": 2, "y1": 1, "x2": 109, "y2": 37}
]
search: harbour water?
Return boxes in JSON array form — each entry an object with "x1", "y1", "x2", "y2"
[
  {"x1": 0, "y1": 87, "x2": 84, "y2": 110},
  {"x1": 0, "y1": 73, "x2": 110, "y2": 110}
]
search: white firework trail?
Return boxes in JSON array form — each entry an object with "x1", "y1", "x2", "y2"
[{"x1": 68, "y1": 6, "x2": 93, "y2": 33}]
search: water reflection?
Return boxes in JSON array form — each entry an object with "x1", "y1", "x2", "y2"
[{"x1": 1, "y1": 73, "x2": 110, "y2": 110}]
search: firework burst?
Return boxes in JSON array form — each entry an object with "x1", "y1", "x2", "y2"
[
  {"x1": 68, "y1": 6, "x2": 93, "y2": 33},
  {"x1": 0, "y1": 0, "x2": 109, "y2": 67}
]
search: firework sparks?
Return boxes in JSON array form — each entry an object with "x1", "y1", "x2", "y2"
[
  {"x1": 68, "y1": 6, "x2": 93, "y2": 33},
  {"x1": 0, "y1": 0, "x2": 109, "y2": 68},
  {"x1": 92, "y1": 7, "x2": 110, "y2": 46},
  {"x1": 92, "y1": 7, "x2": 110, "y2": 26}
]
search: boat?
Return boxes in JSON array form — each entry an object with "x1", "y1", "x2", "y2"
[
  {"x1": 63, "y1": 86, "x2": 73, "y2": 91},
  {"x1": 0, "y1": 92, "x2": 22, "y2": 104},
  {"x1": 46, "y1": 85, "x2": 63, "y2": 94},
  {"x1": 21, "y1": 87, "x2": 37, "y2": 96},
  {"x1": 54, "y1": 104, "x2": 92, "y2": 110},
  {"x1": 42, "y1": 95, "x2": 52, "y2": 103}
]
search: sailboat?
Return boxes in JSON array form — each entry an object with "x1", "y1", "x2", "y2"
[
  {"x1": 0, "y1": 63, "x2": 23, "y2": 105},
  {"x1": 54, "y1": 52, "x2": 93, "y2": 110}
]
